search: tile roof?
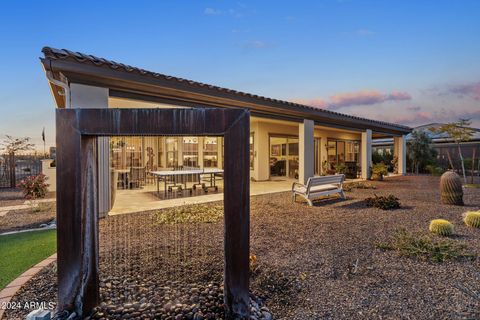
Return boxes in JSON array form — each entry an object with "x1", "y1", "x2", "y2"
[{"x1": 42, "y1": 47, "x2": 411, "y2": 132}]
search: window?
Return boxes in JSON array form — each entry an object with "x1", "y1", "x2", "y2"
[
  {"x1": 345, "y1": 141, "x2": 360, "y2": 163},
  {"x1": 157, "y1": 137, "x2": 164, "y2": 168},
  {"x1": 166, "y1": 137, "x2": 178, "y2": 168},
  {"x1": 314, "y1": 138, "x2": 321, "y2": 175},
  {"x1": 182, "y1": 137, "x2": 199, "y2": 167},
  {"x1": 203, "y1": 137, "x2": 218, "y2": 167},
  {"x1": 143, "y1": 136, "x2": 158, "y2": 171},
  {"x1": 109, "y1": 136, "x2": 143, "y2": 169},
  {"x1": 250, "y1": 134, "x2": 254, "y2": 170}
]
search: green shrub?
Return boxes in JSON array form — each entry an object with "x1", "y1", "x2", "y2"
[
  {"x1": 17, "y1": 174, "x2": 49, "y2": 200},
  {"x1": 334, "y1": 163, "x2": 346, "y2": 174},
  {"x1": 371, "y1": 163, "x2": 388, "y2": 180},
  {"x1": 425, "y1": 164, "x2": 444, "y2": 176},
  {"x1": 463, "y1": 211, "x2": 480, "y2": 228},
  {"x1": 429, "y1": 219, "x2": 454, "y2": 236},
  {"x1": 343, "y1": 181, "x2": 376, "y2": 192},
  {"x1": 376, "y1": 229, "x2": 474, "y2": 262},
  {"x1": 365, "y1": 194, "x2": 400, "y2": 210}
]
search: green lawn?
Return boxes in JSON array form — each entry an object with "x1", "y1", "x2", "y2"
[{"x1": 0, "y1": 229, "x2": 57, "y2": 289}]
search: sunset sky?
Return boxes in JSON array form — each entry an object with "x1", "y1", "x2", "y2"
[{"x1": 0, "y1": 0, "x2": 479, "y2": 149}]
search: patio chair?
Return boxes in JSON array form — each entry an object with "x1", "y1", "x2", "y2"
[{"x1": 129, "y1": 166, "x2": 146, "y2": 189}]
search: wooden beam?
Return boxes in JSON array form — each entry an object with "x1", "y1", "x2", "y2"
[
  {"x1": 223, "y1": 111, "x2": 250, "y2": 318},
  {"x1": 56, "y1": 108, "x2": 250, "y2": 318}
]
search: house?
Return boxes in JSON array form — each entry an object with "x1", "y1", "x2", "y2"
[
  {"x1": 40, "y1": 47, "x2": 411, "y2": 214},
  {"x1": 373, "y1": 123, "x2": 480, "y2": 170}
]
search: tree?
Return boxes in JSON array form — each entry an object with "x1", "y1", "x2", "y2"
[
  {"x1": 0, "y1": 135, "x2": 34, "y2": 155},
  {"x1": 0, "y1": 135, "x2": 34, "y2": 188},
  {"x1": 407, "y1": 130, "x2": 436, "y2": 174},
  {"x1": 430, "y1": 119, "x2": 475, "y2": 184}
]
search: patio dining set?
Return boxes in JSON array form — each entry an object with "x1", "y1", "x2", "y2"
[{"x1": 115, "y1": 166, "x2": 224, "y2": 197}]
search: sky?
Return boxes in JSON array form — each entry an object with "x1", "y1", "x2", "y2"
[{"x1": 0, "y1": 0, "x2": 479, "y2": 150}]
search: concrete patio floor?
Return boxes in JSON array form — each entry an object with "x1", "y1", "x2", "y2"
[
  {"x1": 110, "y1": 178, "x2": 297, "y2": 215},
  {"x1": 109, "y1": 176, "x2": 371, "y2": 215}
]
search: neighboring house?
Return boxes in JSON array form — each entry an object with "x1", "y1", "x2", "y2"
[
  {"x1": 374, "y1": 123, "x2": 480, "y2": 169},
  {"x1": 40, "y1": 47, "x2": 411, "y2": 214}
]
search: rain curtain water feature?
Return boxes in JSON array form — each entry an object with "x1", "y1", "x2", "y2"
[{"x1": 55, "y1": 108, "x2": 250, "y2": 319}]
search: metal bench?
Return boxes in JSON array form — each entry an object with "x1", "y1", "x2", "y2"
[{"x1": 292, "y1": 174, "x2": 346, "y2": 206}]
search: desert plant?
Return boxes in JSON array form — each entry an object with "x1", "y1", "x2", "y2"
[
  {"x1": 372, "y1": 150, "x2": 393, "y2": 168},
  {"x1": 365, "y1": 194, "x2": 400, "y2": 210},
  {"x1": 440, "y1": 171, "x2": 464, "y2": 205},
  {"x1": 376, "y1": 229, "x2": 474, "y2": 262},
  {"x1": 17, "y1": 174, "x2": 49, "y2": 200},
  {"x1": 334, "y1": 163, "x2": 346, "y2": 174},
  {"x1": 343, "y1": 181, "x2": 376, "y2": 192},
  {"x1": 429, "y1": 219, "x2": 454, "y2": 236},
  {"x1": 371, "y1": 163, "x2": 388, "y2": 180},
  {"x1": 425, "y1": 164, "x2": 444, "y2": 176},
  {"x1": 463, "y1": 211, "x2": 480, "y2": 228}
]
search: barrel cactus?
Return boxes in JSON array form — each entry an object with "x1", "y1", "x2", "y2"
[
  {"x1": 463, "y1": 211, "x2": 480, "y2": 228},
  {"x1": 440, "y1": 171, "x2": 463, "y2": 205},
  {"x1": 429, "y1": 219, "x2": 454, "y2": 236}
]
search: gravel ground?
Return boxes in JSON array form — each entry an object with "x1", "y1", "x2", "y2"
[
  {"x1": 4, "y1": 176, "x2": 480, "y2": 319},
  {"x1": 0, "y1": 190, "x2": 55, "y2": 207},
  {"x1": 0, "y1": 202, "x2": 56, "y2": 233}
]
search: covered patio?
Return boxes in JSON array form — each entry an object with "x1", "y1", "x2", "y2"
[{"x1": 40, "y1": 47, "x2": 411, "y2": 217}]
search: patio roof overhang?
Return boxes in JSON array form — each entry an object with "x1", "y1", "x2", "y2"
[{"x1": 40, "y1": 47, "x2": 412, "y2": 136}]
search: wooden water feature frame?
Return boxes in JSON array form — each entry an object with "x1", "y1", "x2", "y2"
[{"x1": 56, "y1": 108, "x2": 250, "y2": 319}]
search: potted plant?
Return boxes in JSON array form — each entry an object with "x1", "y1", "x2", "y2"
[
  {"x1": 372, "y1": 163, "x2": 388, "y2": 181},
  {"x1": 334, "y1": 163, "x2": 346, "y2": 175}
]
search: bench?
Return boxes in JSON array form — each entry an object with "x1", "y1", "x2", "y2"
[{"x1": 292, "y1": 174, "x2": 346, "y2": 206}]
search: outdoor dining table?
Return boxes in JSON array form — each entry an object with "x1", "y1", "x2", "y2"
[{"x1": 150, "y1": 168, "x2": 224, "y2": 197}]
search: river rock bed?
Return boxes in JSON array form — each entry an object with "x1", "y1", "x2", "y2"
[{"x1": 88, "y1": 278, "x2": 272, "y2": 320}]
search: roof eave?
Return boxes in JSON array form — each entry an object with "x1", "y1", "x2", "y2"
[{"x1": 43, "y1": 56, "x2": 412, "y2": 135}]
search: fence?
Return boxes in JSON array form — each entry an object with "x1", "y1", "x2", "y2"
[{"x1": 0, "y1": 153, "x2": 43, "y2": 188}]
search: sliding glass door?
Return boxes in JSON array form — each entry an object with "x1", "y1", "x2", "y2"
[{"x1": 269, "y1": 136, "x2": 299, "y2": 179}]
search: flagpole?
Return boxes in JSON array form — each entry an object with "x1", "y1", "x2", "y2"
[{"x1": 42, "y1": 127, "x2": 46, "y2": 159}]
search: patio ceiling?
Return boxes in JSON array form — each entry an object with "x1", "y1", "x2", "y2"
[{"x1": 41, "y1": 47, "x2": 411, "y2": 136}]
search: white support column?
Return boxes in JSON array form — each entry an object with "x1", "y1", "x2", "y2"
[
  {"x1": 299, "y1": 119, "x2": 315, "y2": 184},
  {"x1": 198, "y1": 137, "x2": 204, "y2": 168},
  {"x1": 361, "y1": 129, "x2": 372, "y2": 180},
  {"x1": 253, "y1": 122, "x2": 269, "y2": 181},
  {"x1": 394, "y1": 135, "x2": 407, "y2": 175},
  {"x1": 70, "y1": 83, "x2": 111, "y2": 215},
  {"x1": 217, "y1": 137, "x2": 223, "y2": 169}
]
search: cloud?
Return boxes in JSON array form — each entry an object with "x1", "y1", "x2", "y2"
[
  {"x1": 243, "y1": 40, "x2": 271, "y2": 49},
  {"x1": 449, "y1": 81, "x2": 480, "y2": 100},
  {"x1": 294, "y1": 98, "x2": 327, "y2": 109},
  {"x1": 329, "y1": 90, "x2": 411, "y2": 109},
  {"x1": 294, "y1": 90, "x2": 411, "y2": 110},
  {"x1": 356, "y1": 29, "x2": 375, "y2": 37},
  {"x1": 406, "y1": 105, "x2": 421, "y2": 112},
  {"x1": 204, "y1": 8, "x2": 222, "y2": 15}
]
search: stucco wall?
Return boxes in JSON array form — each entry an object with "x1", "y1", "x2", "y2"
[{"x1": 250, "y1": 120, "x2": 362, "y2": 181}]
